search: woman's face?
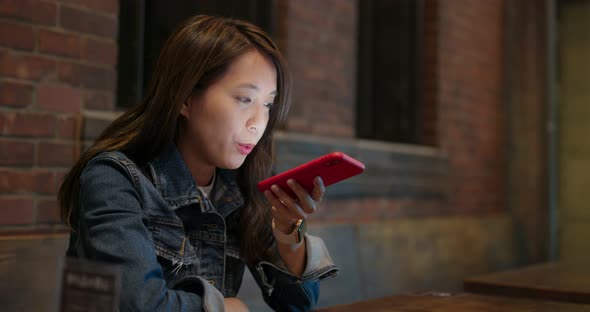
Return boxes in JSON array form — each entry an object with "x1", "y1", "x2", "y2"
[{"x1": 180, "y1": 49, "x2": 277, "y2": 170}]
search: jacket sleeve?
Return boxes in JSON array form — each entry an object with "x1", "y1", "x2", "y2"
[
  {"x1": 74, "y1": 156, "x2": 224, "y2": 312},
  {"x1": 248, "y1": 234, "x2": 339, "y2": 311}
]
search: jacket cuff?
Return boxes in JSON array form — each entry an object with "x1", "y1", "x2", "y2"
[
  {"x1": 266, "y1": 233, "x2": 339, "y2": 282},
  {"x1": 301, "y1": 234, "x2": 338, "y2": 280},
  {"x1": 170, "y1": 275, "x2": 225, "y2": 312}
]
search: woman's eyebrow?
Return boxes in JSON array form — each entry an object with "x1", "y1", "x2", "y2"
[{"x1": 237, "y1": 83, "x2": 277, "y2": 95}]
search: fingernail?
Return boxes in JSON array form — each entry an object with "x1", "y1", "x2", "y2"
[
  {"x1": 287, "y1": 179, "x2": 294, "y2": 185},
  {"x1": 271, "y1": 185, "x2": 279, "y2": 191}
]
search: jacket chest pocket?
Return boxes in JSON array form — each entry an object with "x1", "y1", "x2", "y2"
[
  {"x1": 188, "y1": 228, "x2": 225, "y2": 277},
  {"x1": 147, "y1": 216, "x2": 199, "y2": 276}
]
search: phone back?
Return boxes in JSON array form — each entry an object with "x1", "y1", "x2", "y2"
[{"x1": 257, "y1": 152, "x2": 365, "y2": 197}]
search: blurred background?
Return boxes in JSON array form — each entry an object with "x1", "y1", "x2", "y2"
[{"x1": 0, "y1": 0, "x2": 589, "y2": 310}]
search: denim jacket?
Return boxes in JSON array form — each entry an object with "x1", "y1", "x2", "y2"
[{"x1": 66, "y1": 143, "x2": 338, "y2": 311}]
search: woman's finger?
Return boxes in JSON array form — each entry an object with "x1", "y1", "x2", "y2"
[
  {"x1": 270, "y1": 185, "x2": 307, "y2": 219},
  {"x1": 270, "y1": 205, "x2": 293, "y2": 226},
  {"x1": 265, "y1": 189, "x2": 304, "y2": 220},
  {"x1": 311, "y1": 176, "x2": 325, "y2": 202},
  {"x1": 286, "y1": 179, "x2": 316, "y2": 214}
]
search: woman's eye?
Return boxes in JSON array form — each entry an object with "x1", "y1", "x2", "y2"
[
  {"x1": 237, "y1": 97, "x2": 252, "y2": 104},
  {"x1": 264, "y1": 102, "x2": 274, "y2": 109}
]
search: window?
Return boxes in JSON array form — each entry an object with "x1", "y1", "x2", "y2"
[
  {"x1": 116, "y1": 0, "x2": 275, "y2": 108},
  {"x1": 357, "y1": 0, "x2": 422, "y2": 144}
]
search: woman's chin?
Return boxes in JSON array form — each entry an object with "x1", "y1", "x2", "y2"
[{"x1": 221, "y1": 157, "x2": 246, "y2": 170}]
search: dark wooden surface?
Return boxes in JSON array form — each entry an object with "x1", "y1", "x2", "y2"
[
  {"x1": 464, "y1": 262, "x2": 590, "y2": 304},
  {"x1": 315, "y1": 292, "x2": 590, "y2": 312}
]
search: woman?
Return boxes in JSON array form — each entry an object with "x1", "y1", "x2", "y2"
[{"x1": 59, "y1": 15, "x2": 337, "y2": 311}]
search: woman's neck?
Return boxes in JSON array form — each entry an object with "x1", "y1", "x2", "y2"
[{"x1": 176, "y1": 140, "x2": 215, "y2": 187}]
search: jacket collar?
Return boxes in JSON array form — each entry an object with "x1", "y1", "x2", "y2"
[
  {"x1": 148, "y1": 143, "x2": 244, "y2": 215},
  {"x1": 214, "y1": 168, "x2": 246, "y2": 218}
]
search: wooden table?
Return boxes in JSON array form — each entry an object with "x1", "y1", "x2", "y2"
[
  {"x1": 315, "y1": 292, "x2": 590, "y2": 312},
  {"x1": 464, "y1": 262, "x2": 590, "y2": 304}
]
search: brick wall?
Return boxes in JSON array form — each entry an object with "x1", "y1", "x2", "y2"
[
  {"x1": 276, "y1": 0, "x2": 509, "y2": 222},
  {"x1": 279, "y1": 0, "x2": 357, "y2": 138},
  {"x1": 0, "y1": 0, "x2": 118, "y2": 232},
  {"x1": 0, "y1": 0, "x2": 512, "y2": 227},
  {"x1": 432, "y1": 0, "x2": 508, "y2": 214},
  {"x1": 277, "y1": 0, "x2": 508, "y2": 218}
]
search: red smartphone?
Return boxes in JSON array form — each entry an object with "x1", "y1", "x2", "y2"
[{"x1": 257, "y1": 152, "x2": 365, "y2": 198}]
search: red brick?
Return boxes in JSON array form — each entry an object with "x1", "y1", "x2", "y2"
[
  {"x1": 56, "y1": 115, "x2": 78, "y2": 139},
  {"x1": 37, "y1": 83, "x2": 82, "y2": 113},
  {"x1": 37, "y1": 198, "x2": 62, "y2": 224},
  {"x1": 37, "y1": 142, "x2": 76, "y2": 167},
  {"x1": 60, "y1": 6, "x2": 117, "y2": 38},
  {"x1": 0, "y1": 20, "x2": 35, "y2": 50},
  {"x1": 0, "y1": 0, "x2": 57, "y2": 25},
  {"x1": 0, "y1": 169, "x2": 31, "y2": 193},
  {"x1": 2, "y1": 111, "x2": 55, "y2": 137},
  {"x1": 0, "y1": 169, "x2": 55, "y2": 194},
  {"x1": 58, "y1": 61, "x2": 116, "y2": 90},
  {"x1": 284, "y1": 0, "x2": 356, "y2": 139},
  {"x1": 84, "y1": 91, "x2": 114, "y2": 110},
  {"x1": 38, "y1": 29, "x2": 82, "y2": 59},
  {"x1": 55, "y1": 170, "x2": 67, "y2": 188},
  {"x1": 32, "y1": 170, "x2": 57, "y2": 194},
  {"x1": 311, "y1": 123, "x2": 354, "y2": 138},
  {"x1": 0, "y1": 197, "x2": 34, "y2": 225},
  {"x1": 428, "y1": 0, "x2": 508, "y2": 214},
  {"x1": 0, "y1": 81, "x2": 33, "y2": 107},
  {"x1": 286, "y1": 117, "x2": 309, "y2": 132},
  {"x1": 60, "y1": 0, "x2": 119, "y2": 15},
  {"x1": 0, "y1": 50, "x2": 55, "y2": 81},
  {"x1": 0, "y1": 139, "x2": 34, "y2": 166},
  {"x1": 82, "y1": 115, "x2": 112, "y2": 140},
  {"x1": 82, "y1": 38, "x2": 117, "y2": 66}
]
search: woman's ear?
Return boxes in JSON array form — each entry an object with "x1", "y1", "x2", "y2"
[{"x1": 180, "y1": 96, "x2": 193, "y2": 119}]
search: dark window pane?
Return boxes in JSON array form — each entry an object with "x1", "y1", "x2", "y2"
[{"x1": 357, "y1": 0, "x2": 419, "y2": 144}]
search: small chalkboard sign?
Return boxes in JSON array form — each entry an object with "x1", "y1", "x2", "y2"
[{"x1": 59, "y1": 257, "x2": 121, "y2": 312}]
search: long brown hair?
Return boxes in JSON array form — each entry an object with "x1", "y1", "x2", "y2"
[{"x1": 58, "y1": 15, "x2": 291, "y2": 265}]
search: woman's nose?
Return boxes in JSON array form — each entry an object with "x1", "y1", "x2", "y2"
[{"x1": 247, "y1": 104, "x2": 267, "y2": 134}]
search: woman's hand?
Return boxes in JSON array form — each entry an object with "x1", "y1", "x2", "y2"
[
  {"x1": 263, "y1": 177, "x2": 325, "y2": 275},
  {"x1": 263, "y1": 177, "x2": 325, "y2": 234},
  {"x1": 224, "y1": 297, "x2": 249, "y2": 312}
]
